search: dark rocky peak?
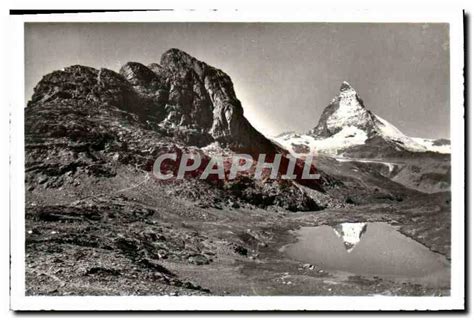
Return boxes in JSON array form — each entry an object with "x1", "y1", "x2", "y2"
[
  {"x1": 147, "y1": 63, "x2": 171, "y2": 80},
  {"x1": 98, "y1": 67, "x2": 131, "y2": 87},
  {"x1": 160, "y1": 48, "x2": 207, "y2": 79},
  {"x1": 119, "y1": 62, "x2": 168, "y2": 92},
  {"x1": 28, "y1": 65, "x2": 135, "y2": 110},
  {"x1": 27, "y1": 48, "x2": 278, "y2": 155},
  {"x1": 120, "y1": 62, "x2": 157, "y2": 86},
  {"x1": 63, "y1": 65, "x2": 98, "y2": 77},
  {"x1": 30, "y1": 65, "x2": 98, "y2": 97},
  {"x1": 157, "y1": 48, "x2": 274, "y2": 154}
]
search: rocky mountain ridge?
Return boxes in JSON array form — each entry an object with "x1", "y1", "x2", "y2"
[{"x1": 29, "y1": 48, "x2": 276, "y2": 155}]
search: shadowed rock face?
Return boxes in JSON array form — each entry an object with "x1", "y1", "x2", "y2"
[
  {"x1": 158, "y1": 48, "x2": 276, "y2": 154},
  {"x1": 28, "y1": 48, "x2": 276, "y2": 154}
]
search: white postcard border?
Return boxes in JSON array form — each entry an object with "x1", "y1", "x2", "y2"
[{"x1": 9, "y1": 9, "x2": 465, "y2": 311}]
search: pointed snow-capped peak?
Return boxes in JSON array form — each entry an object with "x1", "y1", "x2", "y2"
[
  {"x1": 274, "y1": 81, "x2": 450, "y2": 157},
  {"x1": 311, "y1": 82, "x2": 375, "y2": 138},
  {"x1": 339, "y1": 81, "x2": 355, "y2": 92},
  {"x1": 335, "y1": 81, "x2": 366, "y2": 111},
  {"x1": 336, "y1": 81, "x2": 359, "y2": 99},
  {"x1": 308, "y1": 82, "x2": 439, "y2": 154}
]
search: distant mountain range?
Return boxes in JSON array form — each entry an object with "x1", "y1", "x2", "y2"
[{"x1": 273, "y1": 81, "x2": 450, "y2": 158}]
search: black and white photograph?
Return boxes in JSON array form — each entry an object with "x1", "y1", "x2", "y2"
[{"x1": 6, "y1": 8, "x2": 466, "y2": 312}]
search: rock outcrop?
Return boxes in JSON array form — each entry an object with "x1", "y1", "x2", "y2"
[
  {"x1": 25, "y1": 48, "x2": 321, "y2": 211},
  {"x1": 29, "y1": 48, "x2": 276, "y2": 154},
  {"x1": 156, "y1": 48, "x2": 276, "y2": 154}
]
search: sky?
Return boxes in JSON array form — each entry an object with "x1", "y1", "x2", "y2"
[{"x1": 25, "y1": 23, "x2": 450, "y2": 139}]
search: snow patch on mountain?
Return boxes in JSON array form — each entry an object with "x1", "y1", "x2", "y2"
[
  {"x1": 373, "y1": 115, "x2": 429, "y2": 152},
  {"x1": 275, "y1": 127, "x2": 368, "y2": 156},
  {"x1": 411, "y1": 137, "x2": 451, "y2": 154}
]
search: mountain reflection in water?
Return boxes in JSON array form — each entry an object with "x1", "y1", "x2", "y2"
[{"x1": 284, "y1": 222, "x2": 450, "y2": 286}]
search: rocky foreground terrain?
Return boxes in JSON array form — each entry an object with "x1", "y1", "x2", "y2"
[{"x1": 25, "y1": 48, "x2": 450, "y2": 296}]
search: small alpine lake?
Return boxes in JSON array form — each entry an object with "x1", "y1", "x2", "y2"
[{"x1": 283, "y1": 222, "x2": 450, "y2": 287}]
